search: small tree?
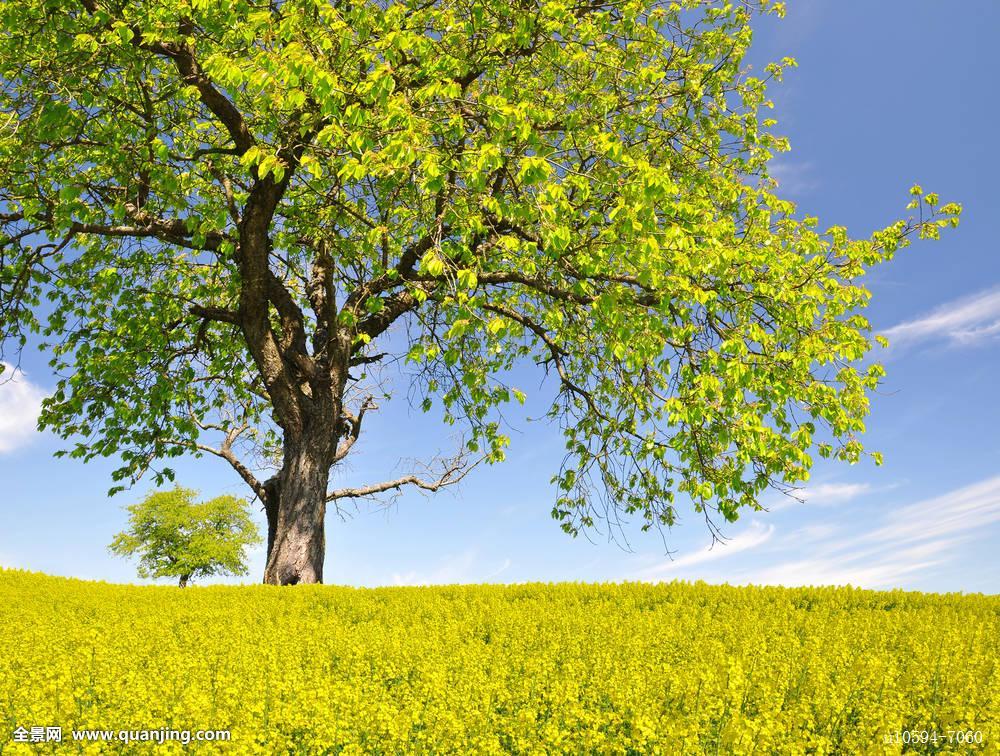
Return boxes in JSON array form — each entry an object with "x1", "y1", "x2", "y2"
[{"x1": 110, "y1": 486, "x2": 262, "y2": 587}]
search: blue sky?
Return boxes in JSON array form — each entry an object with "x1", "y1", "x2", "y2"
[{"x1": 2, "y1": 1, "x2": 998, "y2": 592}]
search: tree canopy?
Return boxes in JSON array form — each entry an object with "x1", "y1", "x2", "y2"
[
  {"x1": 109, "y1": 486, "x2": 262, "y2": 586},
  {"x1": 0, "y1": 0, "x2": 959, "y2": 582}
]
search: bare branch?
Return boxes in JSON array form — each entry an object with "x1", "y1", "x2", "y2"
[{"x1": 326, "y1": 453, "x2": 479, "y2": 501}]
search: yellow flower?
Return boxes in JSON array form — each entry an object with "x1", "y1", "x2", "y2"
[{"x1": 0, "y1": 569, "x2": 996, "y2": 753}]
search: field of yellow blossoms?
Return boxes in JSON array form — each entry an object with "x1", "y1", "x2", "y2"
[{"x1": 1, "y1": 569, "x2": 997, "y2": 754}]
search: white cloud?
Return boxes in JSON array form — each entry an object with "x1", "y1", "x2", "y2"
[
  {"x1": 636, "y1": 521, "x2": 775, "y2": 579},
  {"x1": 735, "y1": 476, "x2": 1000, "y2": 589},
  {"x1": 768, "y1": 482, "x2": 874, "y2": 511},
  {"x1": 881, "y1": 287, "x2": 1000, "y2": 350},
  {"x1": 802, "y1": 482, "x2": 872, "y2": 503},
  {"x1": 0, "y1": 364, "x2": 46, "y2": 453}
]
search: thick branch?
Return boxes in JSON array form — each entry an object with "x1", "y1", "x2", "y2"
[
  {"x1": 188, "y1": 304, "x2": 240, "y2": 324},
  {"x1": 355, "y1": 290, "x2": 423, "y2": 343},
  {"x1": 144, "y1": 30, "x2": 254, "y2": 154},
  {"x1": 68, "y1": 217, "x2": 226, "y2": 251}
]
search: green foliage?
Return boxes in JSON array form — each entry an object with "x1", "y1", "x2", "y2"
[
  {"x1": 0, "y1": 0, "x2": 960, "y2": 539},
  {"x1": 109, "y1": 486, "x2": 261, "y2": 586}
]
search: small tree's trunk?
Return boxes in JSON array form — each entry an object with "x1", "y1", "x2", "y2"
[
  {"x1": 178, "y1": 574, "x2": 190, "y2": 588},
  {"x1": 263, "y1": 434, "x2": 332, "y2": 585}
]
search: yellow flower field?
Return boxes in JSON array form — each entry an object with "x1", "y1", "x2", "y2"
[{"x1": 0, "y1": 569, "x2": 997, "y2": 754}]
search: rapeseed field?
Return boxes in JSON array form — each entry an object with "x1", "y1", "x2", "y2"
[{"x1": 0, "y1": 569, "x2": 996, "y2": 754}]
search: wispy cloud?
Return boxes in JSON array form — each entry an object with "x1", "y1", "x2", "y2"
[
  {"x1": 736, "y1": 475, "x2": 1000, "y2": 589},
  {"x1": 0, "y1": 364, "x2": 46, "y2": 454},
  {"x1": 869, "y1": 475, "x2": 1000, "y2": 545},
  {"x1": 636, "y1": 521, "x2": 775, "y2": 579},
  {"x1": 768, "y1": 159, "x2": 819, "y2": 196},
  {"x1": 740, "y1": 548, "x2": 949, "y2": 589},
  {"x1": 484, "y1": 558, "x2": 512, "y2": 581},
  {"x1": 783, "y1": 523, "x2": 842, "y2": 544},
  {"x1": 881, "y1": 287, "x2": 1000, "y2": 351}
]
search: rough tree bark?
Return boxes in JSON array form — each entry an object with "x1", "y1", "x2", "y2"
[
  {"x1": 262, "y1": 477, "x2": 280, "y2": 570},
  {"x1": 261, "y1": 430, "x2": 337, "y2": 585}
]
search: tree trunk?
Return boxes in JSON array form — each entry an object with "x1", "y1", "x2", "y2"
[
  {"x1": 262, "y1": 436, "x2": 332, "y2": 585},
  {"x1": 263, "y1": 475, "x2": 281, "y2": 566},
  {"x1": 178, "y1": 574, "x2": 190, "y2": 588}
]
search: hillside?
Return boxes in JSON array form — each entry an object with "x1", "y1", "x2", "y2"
[{"x1": 1, "y1": 569, "x2": 997, "y2": 753}]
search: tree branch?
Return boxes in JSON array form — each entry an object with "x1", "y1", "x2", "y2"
[
  {"x1": 326, "y1": 454, "x2": 478, "y2": 501},
  {"x1": 189, "y1": 304, "x2": 240, "y2": 324},
  {"x1": 143, "y1": 25, "x2": 255, "y2": 155},
  {"x1": 332, "y1": 395, "x2": 376, "y2": 464},
  {"x1": 188, "y1": 419, "x2": 266, "y2": 501},
  {"x1": 68, "y1": 217, "x2": 227, "y2": 251}
]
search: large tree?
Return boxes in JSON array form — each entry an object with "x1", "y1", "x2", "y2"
[{"x1": 0, "y1": 0, "x2": 958, "y2": 584}]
